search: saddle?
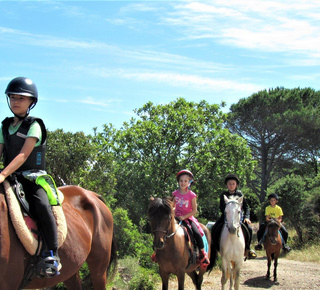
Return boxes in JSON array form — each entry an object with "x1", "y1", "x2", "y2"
[
  {"x1": 3, "y1": 179, "x2": 67, "y2": 256},
  {"x1": 179, "y1": 219, "x2": 209, "y2": 268}
]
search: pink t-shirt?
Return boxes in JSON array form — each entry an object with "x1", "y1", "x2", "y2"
[{"x1": 172, "y1": 189, "x2": 204, "y2": 236}]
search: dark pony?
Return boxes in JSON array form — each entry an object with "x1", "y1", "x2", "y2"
[
  {"x1": 148, "y1": 196, "x2": 211, "y2": 290},
  {"x1": 264, "y1": 218, "x2": 282, "y2": 282},
  {"x1": 0, "y1": 183, "x2": 117, "y2": 290}
]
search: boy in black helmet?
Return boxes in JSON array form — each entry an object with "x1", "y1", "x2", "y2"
[
  {"x1": 211, "y1": 174, "x2": 257, "y2": 260},
  {"x1": 255, "y1": 193, "x2": 291, "y2": 253},
  {"x1": 0, "y1": 77, "x2": 61, "y2": 277}
]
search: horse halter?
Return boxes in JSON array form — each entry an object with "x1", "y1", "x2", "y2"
[
  {"x1": 224, "y1": 200, "x2": 242, "y2": 235},
  {"x1": 152, "y1": 217, "x2": 182, "y2": 242}
]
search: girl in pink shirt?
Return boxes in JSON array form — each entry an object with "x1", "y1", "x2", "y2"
[{"x1": 173, "y1": 169, "x2": 209, "y2": 268}]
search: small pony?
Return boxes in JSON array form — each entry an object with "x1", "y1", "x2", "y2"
[
  {"x1": 264, "y1": 218, "x2": 282, "y2": 282},
  {"x1": 148, "y1": 196, "x2": 211, "y2": 290}
]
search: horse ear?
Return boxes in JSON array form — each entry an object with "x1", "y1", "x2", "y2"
[
  {"x1": 150, "y1": 196, "x2": 155, "y2": 201},
  {"x1": 238, "y1": 196, "x2": 243, "y2": 205},
  {"x1": 224, "y1": 195, "x2": 229, "y2": 203}
]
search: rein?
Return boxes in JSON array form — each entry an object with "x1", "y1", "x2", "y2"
[{"x1": 152, "y1": 220, "x2": 182, "y2": 240}]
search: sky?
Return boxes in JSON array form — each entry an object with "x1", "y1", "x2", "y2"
[{"x1": 1, "y1": 0, "x2": 320, "y2": 134}]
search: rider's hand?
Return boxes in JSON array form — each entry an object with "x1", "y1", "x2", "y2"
[
  {"x1": 0, "y1": 173, "x2": 6, "y2": 184},
  {"x1": 244, "y1": 218, "x2": 251, "y2": 225}
]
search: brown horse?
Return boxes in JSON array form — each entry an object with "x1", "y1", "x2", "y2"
[
  {"x1": 0, "y1": 184, "x2": 117, "y2": 290},
  {"x1": 264, "y1": 218, "x2": 282, "y2": 282},
  {"x1": 147, "y1": 196, "x2": 211, "y2": 290}
]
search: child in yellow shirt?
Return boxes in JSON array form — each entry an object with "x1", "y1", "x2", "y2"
[{"x1": 255, "y1": 193, "x2": 291, "y2": 252}]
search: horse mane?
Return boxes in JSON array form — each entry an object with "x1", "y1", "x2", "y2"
[
  {"x1": 147, "y1": 196, "x2": 174, "y2": 219},
  {"x1": 268, "y1": 218, "x2": 281, "y2": 228}
]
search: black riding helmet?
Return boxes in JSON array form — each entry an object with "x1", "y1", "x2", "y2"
[
  {"x1": 224, "y1": 174, "x2": 240, "y2": 185},
  {"x1": 268, "y1": 193, "x2": 279, "y2": 200},
  {"x1": 5, "y1": 77, "x2": 38, "y2": 118}
]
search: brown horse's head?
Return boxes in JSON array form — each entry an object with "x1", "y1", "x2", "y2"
[
  {"x1": 147, "y1": 196, "x2": 175, "y2": 250},
  {"x1": 267, "y1": 218, "x2": 281, "y2": 245}
]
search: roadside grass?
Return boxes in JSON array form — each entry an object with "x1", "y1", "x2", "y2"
[{"x1": 285, "y1": 227, "x2": 320, "y2": 263}]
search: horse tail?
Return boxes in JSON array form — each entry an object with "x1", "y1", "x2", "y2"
[
  {"x1": 207, "y1": 225, "x2": 220, "y2": 272},
  {"x1": 207, "y1": 248, "x2": 218, "y2": 272},
  {"x1": 96, "y1": 193, "x2": 118, "y2": 283}
]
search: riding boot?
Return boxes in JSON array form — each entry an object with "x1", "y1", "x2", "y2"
[
  {"x1": 283, "y1": 243, "x2": 292, "y2": 253},
  {"x1": 151, "y1": 251, "x2": 157, "y2": 263},
  {"x1": 199, "y1": 249, "x2": 210, "y2": 269}
]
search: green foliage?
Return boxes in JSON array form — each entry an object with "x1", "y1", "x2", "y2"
[
  {"x1": 111, "y1": 257, "x2": 159, "y2": 290},
  {"x1": 228, "y1": 87, "x2": 320, "y2": 202},
  {"x1": 128, "y1": 267, "x2": 159, "y2": 290},
  {"x1": 113, "y1": 207, "x2": 150, "y2": 258},
  {"x1": 46, "y1": 129, "x2": 93, "y2": 186},
  {"x1": 46, "y1": 128, "x2": 117, "y2": 207},
  {"x1": 269, "y1": 174, "x2": 320, "y2": 243},
  {"x1": 112, "y1": 98, "x2": 255, "y2": 223}
]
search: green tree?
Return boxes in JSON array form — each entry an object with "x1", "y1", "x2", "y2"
[
  {"x1": 269, "y1": 174, "x2": 320, "y2": 244},
  {"x1": 111, "y1": 98, "x2": 254, "y2": 223},
  {"x1": 46, "y1": 128, "x2": 117, "y2": 206},
  {"x1": 227, "y1": 87, "x2": 320, "y2": 202},
  {"x1": 46, "y1": 129, "x2": 93, "y2": 186}
]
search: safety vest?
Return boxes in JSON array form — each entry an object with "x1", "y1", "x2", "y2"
[{"x1": 1, "y1": 116, "x2": 47, "y2": 172}]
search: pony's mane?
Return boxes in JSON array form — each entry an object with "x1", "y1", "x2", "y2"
[
  {"x1": 147, "y1": 196, "x2": 173, "y2": 219},
  {"x1": 268, "y1": 218, "x2": 281, "y2": 228}
]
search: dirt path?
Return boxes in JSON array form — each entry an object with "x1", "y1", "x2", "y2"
[{"x1": 160, "y1": 256, "x2": 320, "y2": 289}]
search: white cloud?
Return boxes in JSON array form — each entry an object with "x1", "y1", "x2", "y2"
[{"x1": 164, "y1": 0, "x2": 320, "y2": 56}]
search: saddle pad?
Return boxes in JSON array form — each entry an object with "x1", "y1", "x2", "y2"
[{"x1": 4, "y1": 180, "x2": 68, "y2": 255}]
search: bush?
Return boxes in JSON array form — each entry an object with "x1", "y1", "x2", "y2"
[
  {"x1": 111, "y1": 257, "x2": 159, "y2": 289},
  {"x1": 128, "y1": 267, "x2": 159, "y2": 290},
  {"x1": 113, "y1": 207, "x2": 148, "y2": 258}
]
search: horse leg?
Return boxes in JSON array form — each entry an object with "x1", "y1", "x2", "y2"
[
  {"x1": 86, "y1": 253, "x2": 109, "y2": 289},
  {"x1": 234, "y1": 262, "x2": 242, "y2": 290},
  {"x1": 187, "y1": 270, "x2": 202, "y2": 290},
  {"x1": 230, "y1": 261, "x2": 235, "y2": 290},
  {"x1": 63, "y1": 272, "x2": 83, "y2": 290},
  {"x1": 159, "y1": 268, "x2": 170, "y2": 290},
  {"x1": 266, "y1": 255, "x2": 271, "y2": 280},
  {"x1": 221, "y1": 259, "x2": 229, "y2": 290},
  {"x1": 273, "y1": 257, "x2": 278, "y2": 282},
  {"x1": 177, "y1": 272, "x2": 186, "y2": 290}
]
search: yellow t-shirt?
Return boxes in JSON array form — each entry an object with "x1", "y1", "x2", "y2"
[{"x1": 265, "y1": 205, "x2": 283, "y2": 218}]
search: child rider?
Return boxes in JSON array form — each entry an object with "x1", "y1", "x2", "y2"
[
  {"x1": 173, "y1": 169, "x2": 210, "y2": 269},
  {"x1": 0, "y1": 77, "x2": 61, "y2": 277},
  {"x1": 255, "y1": 193, "x2": 291, "y2": 253}
]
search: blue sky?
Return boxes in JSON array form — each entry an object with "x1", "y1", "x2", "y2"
[{"x1": 1, "y1": 0, "x2": 320, "y2": 134}]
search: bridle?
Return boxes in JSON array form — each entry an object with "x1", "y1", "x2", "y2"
[
  {"x1": 152, "y1": 217, "x2": 182, "y2": 241},
  {"x1": 224, "y1": 200, "x2": 242, "y2": 235}
]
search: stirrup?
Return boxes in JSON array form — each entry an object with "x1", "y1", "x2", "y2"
[{"x1": 37, "y1": 251, "x2": 61, "y2": 278}]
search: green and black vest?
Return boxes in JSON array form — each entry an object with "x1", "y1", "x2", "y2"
[{"x1": 1, "y1": 116, "x2": 47, "y2": 172}]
